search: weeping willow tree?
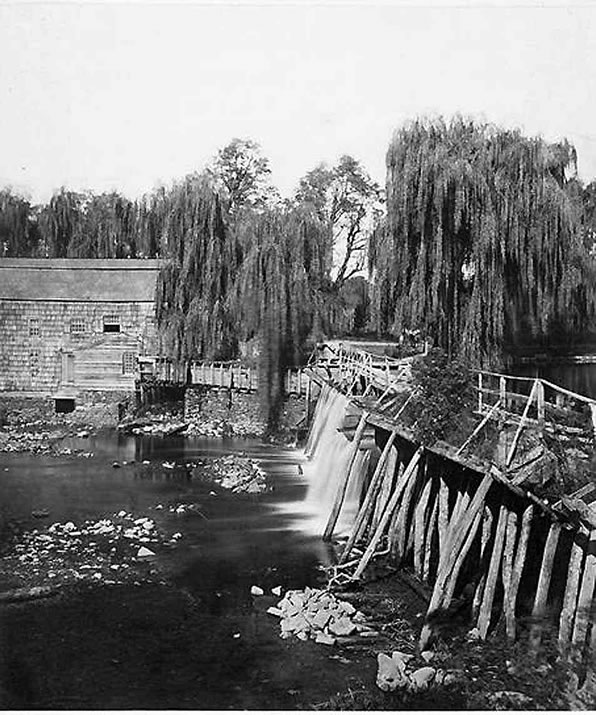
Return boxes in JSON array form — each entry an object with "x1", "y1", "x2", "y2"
[
  {"x1": 370, "y1": 117, "x2": 596, "y2": 365},
  {"x1": 0, "y1": 190, "x2": 38, "y2": 256},
  {"x1": 155, "y1": 175, "x2": 240, "y2": 366},
  {"x1": 38, "y1": 188, "x2": 85, "y2": 258},
  {"x1": 67, "y1": 192, "x2": 136, "y2": 258},
  {"x1": 235, "y1": 205, "x2": 329, "y2": 427}
]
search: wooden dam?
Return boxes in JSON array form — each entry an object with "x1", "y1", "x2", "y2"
[{"x1": 298, "y1": 343, "x2": 596, "y2": 662}]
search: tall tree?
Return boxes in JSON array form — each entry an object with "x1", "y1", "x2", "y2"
[
  {"x1": 0, "y1": 189, "x2": 38, "y2": 256},
  {"x1": 155, "y1": 174, "x2": 240, "y2": 364},
  {"x1": 68, "y1": 192, "x2": 136, "y2": 258},
  {"x1": 371, "y1": 117, "x2": 594, "y2": 365},
  {"x1": 295, "y1": 155, "x2": 383, "y2": 289},
  {"x1": 208, "y1": 138, "x2": 278, "y2": 214},
  {"x1": 235, "y1": 205, "x2": 329, "y2": 426},
  {"x1": 37, "y1": 188, "x2": 84, "y2": 258}
]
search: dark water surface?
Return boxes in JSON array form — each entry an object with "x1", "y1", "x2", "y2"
[
  {"x1": 514, "y1": 362, "x2": 596, "y2": 399},
  {"x1": 0, "y1": 432, "x2": 380, "y2": 709}
]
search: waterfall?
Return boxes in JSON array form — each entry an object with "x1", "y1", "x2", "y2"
[{"x1": 301, "y1": 386, "x2": 369, "y2": 536}]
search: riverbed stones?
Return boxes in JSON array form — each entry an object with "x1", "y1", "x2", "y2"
[
  {"x1": 266, "y1": 587, "x2": 369, "y2": 645},
  {"x1": 0, "y1": 511, "x2": 177, "y2": 590},
  {"x1": 409, "y1": 666, "x2": 436, "y2": 692}
]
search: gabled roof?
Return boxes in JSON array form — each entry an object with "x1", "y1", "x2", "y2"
[{"x1": 0, "y1": 258, "x2": 160, "y2": 302}]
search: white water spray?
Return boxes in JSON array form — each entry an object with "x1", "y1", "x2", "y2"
[{"x1": 301, "y1": 387, "x2": 369, "y2": 536}]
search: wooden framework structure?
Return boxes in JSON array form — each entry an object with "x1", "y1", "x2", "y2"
[{"x1": 303, "y1": 347, "x2": 596, "y2": 660}]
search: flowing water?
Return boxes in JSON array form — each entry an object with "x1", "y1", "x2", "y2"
[{"x1": 0, "y1": 404, "x2": 375, "y2": 709}]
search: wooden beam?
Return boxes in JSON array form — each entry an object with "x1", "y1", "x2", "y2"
[
  {"x1": 477, "y1": 503, "x2": 508, "y2": 639},
  {"x1": 572, "y1": 530, "x2": 596, "y2": 648},
  {"x1": 506, "y1": 379, "x2": 538, "y2": 467},
  {"x1": 352, "y1": 447, "x2": 423, "y2": 580},
  {"x1": 323, "y1": 412, "x2": 369, "y2": 541},
  {"x1": 457, "y1": 398, "x2": 502, "y2": 455},
  {"x1": 501, "y1": 508, "x2": 518, "y2": 641},
  {"x1": 529, "y1": 521, "x2": 561, "y2": 653},
  {"x1": 558, "y1": 539, "x2": 585, "y2": 649},
  {"x1": 413, "y1": 477, "x2": 434, "y2": 579},
  {"x1": 419, "y1": 471, "x2": 494, "y2": 648},
  {"x1": 339, "y1": 430, "x2": 397, "y2": 563},
  {"x1": 502, "y1": 504, "x2": 533, "y2": 641}
]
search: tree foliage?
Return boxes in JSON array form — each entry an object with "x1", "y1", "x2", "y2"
[
  {"x1": 208, "y1": 138, "x2": 278, "y2": 215},
  {"x1": 295, "y1": 155, "x2": 383, "y2": 289},
  {"x1": 235, "y1": 205, "x2": 329, "y2": 426},
  {"x1": 0, "y1": 190, "x2": 39, "y2": 257},
  {"x1": 370, "y1": 117, "x2": 595, "y2": 365},
  {"x1": 155, "y1": 175, "x2": 240, "y2": 363}
]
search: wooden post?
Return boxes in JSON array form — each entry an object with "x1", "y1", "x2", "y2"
[
  {"x1": 389, "y1": 454, "x2": 422, "y2": 562},
  {"x1": 443, "y1": 508, "x2": 483, "y2": 606},
  {"x1": 477, "y1": 503, "x2": 509, "y2": 639},
  {"x1": 419, "y1": 471, "x2": 494, "y2": 649},
  {"x1": 478, "y1": 372, "x2": 483, "y2": 413},
  {"x1": 536, "y1": 380, "x2": 545, "y2": 435},
  {"x1": 339, "y1": 432, "x2": 397, "y2": 564},
  {"x1": 506, "y1": 380, "x2": 538, "y2": 467},
  {"x1": 413, "y1": 477, "x2": 434, "y2": 579},
  {"x1": 438, "y1": 477, "x2": 449, "y2": 554},
  {"x1": 323, "y1": 412, "x2": 369, "y2": 541},
  {"x1": 501, "y1": 504, "x2": 533, "y2": 639},
  {"x1": 339, "y1": 431, "x2": 397, "y2": 563},
  {"x1": 353, "y1": 447, "x2": 423, "y2": 580},
  {"x1": 500, "y1": 376, "x2": 507, "y2": 410},
  {"x1": 558, "y1": 539, "x2": 585, "y2": 649},
  {"x1": 372, "y1": 448, "x2": 399, "y2": 530},
  {"x1": 473, "y1": 506, "x2": 494, "y2": 618},
  {"x1": 423, "y1": 492, "x2": 439, "y2": 582},
  {"x1": 571, "y1": 530, "x2": 596, "y2": 648},
  {"x1": 501, "y1": 509, "x2": 518, "y2": 641},
  {"x1": 529, "y1": 521, "x2": 561, "y2": 653},
  {"x1": 457, "y1": 398, "x2": 502, "y2": 455}
]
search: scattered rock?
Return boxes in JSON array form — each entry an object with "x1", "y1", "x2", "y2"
[
  {"x1": 136, "y1": 546, "x2": 156, "y2": 558},
  {"x1": 269, "y1": 587, "x2": 370, "y2": 645},
  {"x1": 251, "y1": 585, "x2": 264, "y2": 596},
  {"x1": 421, "y1": 650, "x2": 435, "y2": 663},
  {"x1": 112, "y1": 461, "x2": 121, "y2": 469},
  {"x1": 376, "y1": 653, "x2": 409, "y2": 692},
  {"x1": 408, "y1": 666, "x2": 436, "y2": 692},
  {"x1": 271, "y1": 585, "x2": 282, "y2": 596},
  {"x1": 315, "y1": 633, "x2": 336, "y2": 646}
]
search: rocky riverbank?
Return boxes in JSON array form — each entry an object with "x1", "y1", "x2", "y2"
[{"x1": 0, "y1": 511, "x2": 179, "y2": 593}]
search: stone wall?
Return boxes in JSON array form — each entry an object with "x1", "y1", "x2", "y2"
[
  {"x1": 0, "y1": 389, "x2": 134, "y2": 428},
  {"x1": 184, "y1": 387, "x2": 266, "y2": 437},
  {"x1": 184, "y1": 387, "x2": 306, "y2": 438},
  {"x1": 0, "y1": 300, "x2": 156, "y2": 392}
]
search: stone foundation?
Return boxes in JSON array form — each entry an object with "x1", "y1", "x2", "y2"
[
  {"x1": 0, "y1": 390, "x2": 135, "y2": 429},
  {"x1": 184, "y1": 387, "x2": 305, "y2": 439}
]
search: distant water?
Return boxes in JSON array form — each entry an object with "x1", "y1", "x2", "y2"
[{"x1": 514, "y1": 362, "x2": 596, "y2": 399}]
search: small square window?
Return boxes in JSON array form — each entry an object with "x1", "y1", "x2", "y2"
[
  {"x1": 30, "y1": 349, "x2": 40, "y2": 375},
  {"x1": 103, "y1": 314, "x2": 121, "y2": 333},
  {"x1": 122, "y1": 352, "x2": 136, "y2": 375},
  {"x1": 70, "y1": 319, "x2": 86, "y2": 335},
  {"x1": 29, "y1": 319, "x2": 39, "y2": 336}
]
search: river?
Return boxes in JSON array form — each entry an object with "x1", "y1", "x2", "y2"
[{"x1": 0, "y1": 431, "x2": 386, "y2": 709}]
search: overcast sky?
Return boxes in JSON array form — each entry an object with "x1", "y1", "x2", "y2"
[{"x1": 1, "y1": 1, "x2": 595, "y2": 203}]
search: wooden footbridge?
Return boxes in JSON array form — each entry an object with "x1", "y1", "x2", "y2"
[{"x1": 302, "y1": 343, "x2": 596, "y2": 665}]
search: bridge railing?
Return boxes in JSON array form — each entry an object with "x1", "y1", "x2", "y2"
[
  {"x1": 140, "y1": 356, "x2": 309, "y2": 395},
  {"x1": 474, "y1": 370, "x2": 596, "y2": 465}
]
